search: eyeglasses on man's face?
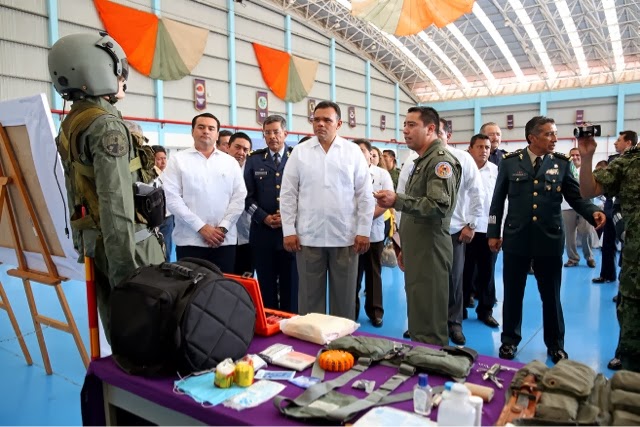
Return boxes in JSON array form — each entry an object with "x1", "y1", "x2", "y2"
[{"x1": 263, "y1": 130, "x2": 282, "y2": 136}]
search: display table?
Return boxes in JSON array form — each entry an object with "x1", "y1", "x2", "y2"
[{"x1": 81, "y1": 332, "x2": 522, "y2": 426}]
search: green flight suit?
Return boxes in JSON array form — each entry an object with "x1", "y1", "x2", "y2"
[
  {"x1": 593, "y1": 147, "x2": 640, "y2": 372},
  {"x1": 57, "y1": 97, "x2": 164, "y2": 341},
  {"x1": 394, "y1": 139, "x2": 461, "y2": 346}
]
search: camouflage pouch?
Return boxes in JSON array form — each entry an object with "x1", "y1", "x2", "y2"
[
  {"x1": 612, "y1": 409, "x2": 640, "y2": 425},
  {"x1": 610, "y1": 389, "x2": 640, "y2": 416},
  {"x1": 326, "y1": 336, "x2": 405, "y2": 362},
  {"x1": 610, "y1": 370, "x2": 640, "y2": 394},
  {"x1": 541, "y1": 359, "x2": 596, "y2": 398},
  {"x1": 401, "y1": 345, "x2": 473, "y2": 379},
  {"x1": 130, "y1": 131, "x2": 158, "y2": 184},
  {"x1": 536, "y1": 391, "x2": 579, "y2": 421}
]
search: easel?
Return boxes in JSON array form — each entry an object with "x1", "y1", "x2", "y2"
[{"x1": 0, "y1": 123, "x2": 89, "y2": 374}]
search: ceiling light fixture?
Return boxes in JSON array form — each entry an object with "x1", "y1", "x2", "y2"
[
  {"x1": 472, "y1": 3, "x2": 525, "y2": 82},
  {"x1": 601, "y1": 0, "x2": 625, "y2": 72},
  {"x1": 556, "y1": 0, "x2": 589, "y2": 77},
  {"x1": 508, "y1": 0, "x2": 557, "y2": 81}
]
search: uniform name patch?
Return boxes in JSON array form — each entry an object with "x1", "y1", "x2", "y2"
[
  {"x1": 435, "y1": 162, "x2": 453, "y2": 179},
  {"x1": 103, "y1": 130, "x2": 127, "y2": 157},
  {"x1": 254, "y1": 170, "x2": 268, "y2": 176}
]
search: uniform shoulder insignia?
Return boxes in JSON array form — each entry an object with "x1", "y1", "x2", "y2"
[
  {"x1": 553, "y1": 152, "x2": 570, "y2": 161},
  {"x1": 503, "y1": 149, "x2": 521, "y2": 159},
  {"x1": 287, "y1": 145, "x2": 294, "y2": 152},
  {"x1": 102, "y1": 130, "x2": 128, "y2": 157},
  {"x1": 249, "y1": 147, "x2": 268, "y2": 157}
]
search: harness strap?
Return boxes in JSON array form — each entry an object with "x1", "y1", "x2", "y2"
[
  {"x1": 274, "y1": 357, "x2": 372, "y2": 414},
  {"x1": 327, "y1": 363, "x2": 416, "y2": 421}
]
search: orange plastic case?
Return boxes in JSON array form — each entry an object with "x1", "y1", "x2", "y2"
[
  {"x1": 223, "y1": 273, "x2": 294, "y2": 336},
  {"x1": 318, "y1": 350, "x2": 355, "y2": 372}
]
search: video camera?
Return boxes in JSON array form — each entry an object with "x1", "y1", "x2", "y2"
[{"x1": 573, "y1": 124, "x2": 601, "y2": 138}]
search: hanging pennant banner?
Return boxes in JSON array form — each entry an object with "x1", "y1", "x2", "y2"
[
  {"x1": 380, "y1": 115, "x2": 386, "y2": 131},
  {"x1": 348, "y1": 106, "x2": 356, "y2": 128},
  {"x1": 256, "y1": 91, "x2": 269, "y2": 125},
  {"x1": 194, "y1": 79, "x2": 207, "y2": 111}
]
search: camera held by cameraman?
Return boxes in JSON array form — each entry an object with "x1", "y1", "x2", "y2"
[{"x1": 573, "y1": 124, "x2": 601, "y2": 138}]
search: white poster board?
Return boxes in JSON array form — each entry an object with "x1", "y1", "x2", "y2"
[{"x1": 0, "y1": 94, "x2": 83, "y2": 281}]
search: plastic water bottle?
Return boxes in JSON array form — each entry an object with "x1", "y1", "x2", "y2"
[
  {"x1": 437, "y1": 383, "x2": 476, "y2": 426},
  {"x1": 413, "y1": 373, "x2": 433, "y2": 416}
]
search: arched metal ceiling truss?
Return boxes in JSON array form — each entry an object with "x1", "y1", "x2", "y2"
[{"x1": 260, "y1": 0, "x2": 640, "y2": 103}]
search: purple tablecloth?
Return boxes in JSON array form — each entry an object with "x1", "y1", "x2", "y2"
[{"x1": 81, "y1": 332, "x2": 523, "y2": 425}]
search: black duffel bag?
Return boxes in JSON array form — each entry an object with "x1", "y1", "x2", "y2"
[{"x1": 110, "y1": 257, "x2": 256, "y2": 376}]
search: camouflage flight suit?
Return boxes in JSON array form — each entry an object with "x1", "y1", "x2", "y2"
[
  {"x1": 394, "y1": 139, "x2": 461, "y2": 346},
  {"x1": 57, "y1": 97, "x2": 164, "y2": 341},
  {"x1": 593, "y1": 146, "x2": 640, "y2": 372}
]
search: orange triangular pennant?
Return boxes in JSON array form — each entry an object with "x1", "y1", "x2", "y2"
[
  {"x1": 252, "y1": 43, "x2": 291, "y2": 100},
  {"x1": 94, "y1": 0, "x2": 159, "y2": 75}
]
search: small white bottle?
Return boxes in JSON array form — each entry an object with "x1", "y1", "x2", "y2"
[
  {"x1": 413, "y1": 373, "x2": 434, "y2": 416},
  {"x1": 437, "y1": 383, "x2": 476, "y2": 426}
]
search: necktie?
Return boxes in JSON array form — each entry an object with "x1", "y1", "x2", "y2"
[
  {"x1": 534, "y1": 156, "x2": 542, "y2": 174},
  {"x1": 273, "y1": 152, "x2": 280, "y2": 169}
]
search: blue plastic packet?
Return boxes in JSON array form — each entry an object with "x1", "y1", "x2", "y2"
[{"x1": 288, "y1": 375, "x2": 321, "y2": 389}]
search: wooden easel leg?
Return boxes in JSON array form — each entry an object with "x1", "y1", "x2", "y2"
[
  {"x1": 22, "y1": 279, "x2": 52, "y2": 375},
  {"x1": 55, "y1": 283, "x2": 89, "y2": 368},
  {"x1": 0, "y1": 280, "x2": 33, "y2": 366}
]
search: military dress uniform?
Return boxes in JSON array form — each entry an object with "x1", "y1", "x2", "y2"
[
  {"x1": 244, "y1": 146, "x2": 298, "y2": 312},
  {"x1": 394, "y1": 139, "x2": 461, "y2": 346},
  {"x1": 488, "y1": 148, "x2": 601, "y2": 356},
  {"x1": 57, "y1": 97, "x2": 164, "y2": 340},
  {"x1": 593, "y1": 147, "x2": 640, "y2": 372}
]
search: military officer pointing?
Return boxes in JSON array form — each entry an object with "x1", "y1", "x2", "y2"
[
  {"x1": 244, "y1": 115, "x2": 298, "y2": 312},
  {"x1": 487, "y1": 116, "x2": 605, "y2": 363},
  {"x1": 375, "y1": 107, "x2": 461, "y2": 346},
  {"x1": 48, "y1": 33, "x2": 164, "y2": 341}
]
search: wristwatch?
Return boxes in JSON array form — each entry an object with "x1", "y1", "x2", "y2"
[
  {"x1": 218, "y1": 227, "x2": 228, "y2": 235},
  {"x1": 467, "y1": 222, "x2": 476, "y2": 230}
]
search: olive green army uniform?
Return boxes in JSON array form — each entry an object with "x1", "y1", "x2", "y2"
[
  {"x1": 488, "y1": 148, "x2": 601, "y2": 352},
  {"x1": 57, "y1": 97, "x2": 164, "y2": 341},
  {"x1": 593, "y1": 147, "x2": 640, "y2": 372},
  {"x1": 394, "y1": 139, "x2": 461, "y2": 346}
]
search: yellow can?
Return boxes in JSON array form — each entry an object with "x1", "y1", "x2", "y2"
[{"x1": 234, "y1": 361, "x2": 254, "y2": 387}]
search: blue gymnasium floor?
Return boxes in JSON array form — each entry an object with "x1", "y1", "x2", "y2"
[{"x1": 0, "y1": 249, "x2": 620, "y2": 425}]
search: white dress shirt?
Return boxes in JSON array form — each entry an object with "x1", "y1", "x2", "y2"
[
  {"x1": 369, "y1": 165, "x2": 394, "y2": 243},
  {"x1": 447, "y1": 146, "x2": 485, "y2": 235},
  {"x1": 236, "y1": 163, "x2": 251, "y2": 245},
  {"x1": 280, "y1": 135, "x2": 375, "y2": 247},
  {"x1": 395, "y1": 150, "x2": 419, "y2": 226},
  {"x1": 476, "y1": 160, "x2": 498, "y2": 233},
  {"x1": 162, "y1": 147, "x2": 247, "y2": 247}
]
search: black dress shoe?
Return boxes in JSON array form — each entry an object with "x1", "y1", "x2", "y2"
[
  {"x1": 547, "y1": 348, "x2": 569, "y2": 364},
  {"x1": 607, "y1": 357, "x2": 622, "y2": 370},
  {"x1": 403, "y1": 329, "x2": 410, "y2": 339},
  {"x1": 449, "y1": 330, "x2": 466, "y2": 345},
  {"x1": 499, "y1": 344, "x2": 517, "y2": 360},
  {"x1": 371, "y1": 317, "x2": 383, "y2": 327},
  {"x1": 592, "y1": 277, "x2": 615, "y2": 283},
  {"x1": 479, "y1": 315, "x2": 500, "y2": 328},
  {"x1": 466, "y1": 297, "x2": 475, "y2": 308}
]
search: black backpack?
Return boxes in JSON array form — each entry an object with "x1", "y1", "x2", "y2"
[{"x1": 110, "y1": 257, "x2": 256, "y2": 376}]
